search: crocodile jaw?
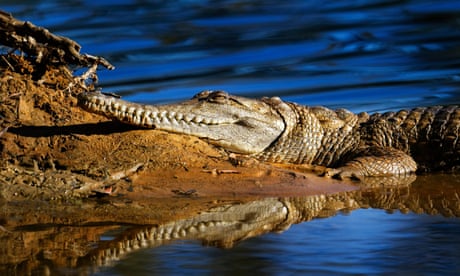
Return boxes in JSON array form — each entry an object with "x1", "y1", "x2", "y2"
[{"x1": 79, "y1": 91, "x2": 285, "y2": 154}]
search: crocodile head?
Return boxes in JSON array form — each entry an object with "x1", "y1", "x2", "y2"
[{"x1": 79, "y1": 90, "x2": 286, "y2": 154}]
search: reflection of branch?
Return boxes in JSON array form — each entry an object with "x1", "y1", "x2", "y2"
[{"x1": 0, "y1": 10, "x2": 113, "y2": 69}]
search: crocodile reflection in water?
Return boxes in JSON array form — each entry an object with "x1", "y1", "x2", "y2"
[{"x1": 79, "y1": 174, "x2": 460, "y2": 269}]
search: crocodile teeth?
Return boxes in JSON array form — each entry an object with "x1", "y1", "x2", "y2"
[
  {"x1": 127, "y1": 106, "x2": 136, "y2": 115},
  {"x1": 80, "y1": 93, "x2": 229, "y2": 127},
  {"x1": 142, "y1": 110, "x2": 152, "y2": 125},
  {"x1": 197, "y1": 222, "x2": 206, "y2": 232},
  {"x1": 167, "y1": 111, "x2": 176, "y2": 120},
  {"x1": 143, "y1": 110, "x2": 151, "y2": 118},
  {"x1": 111, "y1": 101, "x2": 120, "y2": 110},
  {"x1": 192, "y1": 116, "x2": 203, "y2": 123},
  {"x1": 174, "y1": 113, "x2": 184, "y2": 121},
  {"x1": 160, "y1": 116, "x2": 170, "y2": 124},
  {"x1": 184, "y1": 114, "x2": 194, "y2": 122},
  {"x1": 187, "y1": 226, "x2": 198, "y2": 234}
]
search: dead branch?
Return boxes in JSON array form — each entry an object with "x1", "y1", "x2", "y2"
[{"x1": 0, "y1": 10, "x2": 114, "y2": 70}]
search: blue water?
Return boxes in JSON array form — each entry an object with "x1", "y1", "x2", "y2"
[
  {"x1": 4, "y1": 0, "x2": 460, "y2": 112},
  {"x1": 2, "y1": 0, "x2": 460, "y2": 275}
]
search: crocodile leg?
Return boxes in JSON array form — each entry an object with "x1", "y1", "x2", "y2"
[{"x1": 325, "y1": 147, "x2": 417, "y2": 179}]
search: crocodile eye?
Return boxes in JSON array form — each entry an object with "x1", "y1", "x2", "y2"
[
  {"x1": 207, "y1": 91, "x2": 229, "y2": 103},
  {"x1": 193, "y1": 90, "x2": 212, "y2": 100}
]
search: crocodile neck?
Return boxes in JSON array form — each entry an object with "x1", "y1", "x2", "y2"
[{"x1": 255, "y1": 102, "x2": 363, "y2": 166}]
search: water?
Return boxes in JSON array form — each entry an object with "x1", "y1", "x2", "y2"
[
  {"x1": 96, "y1": 210, "x2": 460, "y2": 275},
  {"x1": 77, "y1": 174, "x2": 460, "y2": 275},
  {"x1": 2, "y1": 0, "x2": 460, "y2": 275},
  {"x1": 4, "y1": 0, "x2": 460, "y2": 111}
]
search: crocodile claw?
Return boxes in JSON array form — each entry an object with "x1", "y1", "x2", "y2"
[{"x1": 323, "y1": 167, "x2": 363, "y2": 181}]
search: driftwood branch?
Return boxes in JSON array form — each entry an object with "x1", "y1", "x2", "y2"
[{"x1": 0, "y1": 10, "x2": 114, "y2": 70}]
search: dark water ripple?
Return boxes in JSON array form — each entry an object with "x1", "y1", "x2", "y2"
[{"x1": 3, "y1": 0, "x2": 460, "y2": 112}]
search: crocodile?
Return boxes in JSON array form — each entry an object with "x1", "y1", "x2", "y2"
[{"x1": 78, "y1": 90, "x2": 460, "y2": 178}]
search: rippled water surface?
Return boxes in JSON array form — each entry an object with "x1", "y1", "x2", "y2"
[
  {"x1": 2, "y1": 0, "x2": 460, "y2": 275},
  {"x1": 5, "y1": 0, "x2": 460, "y2": 111}
]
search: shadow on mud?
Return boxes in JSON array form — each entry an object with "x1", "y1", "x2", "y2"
[{"x1": 8, "y1": 121, "x2": 138, "y2": 137}]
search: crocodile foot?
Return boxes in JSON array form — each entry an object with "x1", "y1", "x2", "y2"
[
  {"x1": 323, "y1": 147, "x2": 418, "y2": 180},
  {"x1": 323, "y1": 167, "x2": 363, "y2": 181}
]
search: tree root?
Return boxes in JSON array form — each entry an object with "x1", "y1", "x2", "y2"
[{"x1": 0, "y1": 10, "x2": 114, "y2": 70}]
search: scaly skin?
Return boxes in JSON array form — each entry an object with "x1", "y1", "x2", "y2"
[{"x1": 78, "y1": 90, "x2": 460, "y2": 178}]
